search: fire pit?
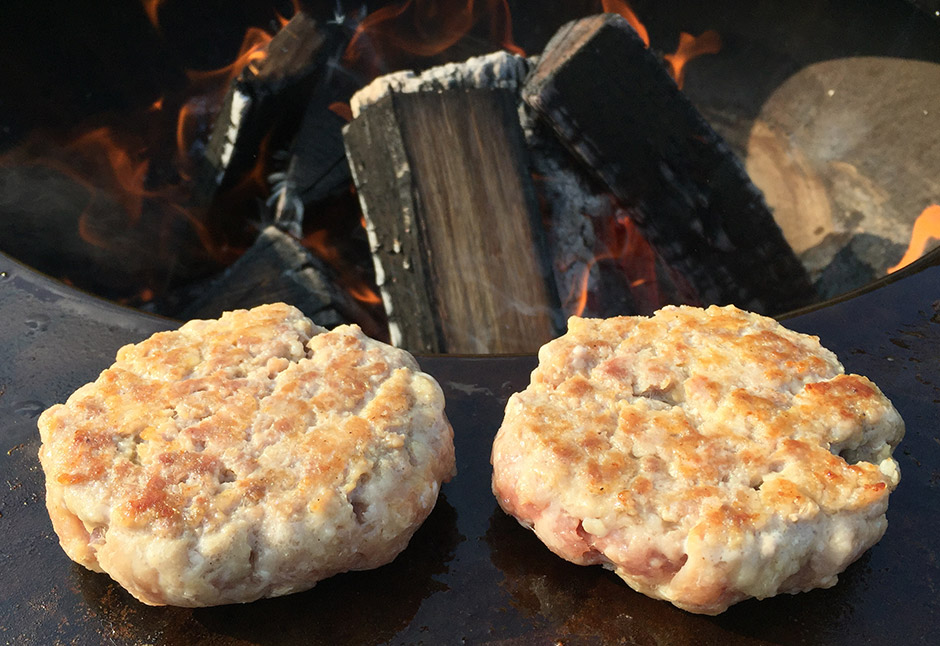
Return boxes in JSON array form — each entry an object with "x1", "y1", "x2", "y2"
[
  {"x1": 1, "y1": 0, "x2": 938, "y2": 353},
  {"x1": 1, "y1": 1, "x2": 940, "y2": 641}
]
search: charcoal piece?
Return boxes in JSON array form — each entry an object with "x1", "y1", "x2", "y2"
[{"x1": 269, "y1": 81, "x2": 354, "y2": 237}]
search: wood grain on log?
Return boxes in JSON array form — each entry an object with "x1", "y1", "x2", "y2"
[{"x1": 344, "y1": 54, "x2": 560, "y2": 353}]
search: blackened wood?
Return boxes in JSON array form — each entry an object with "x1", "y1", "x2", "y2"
[
  {"x1": 194, "y1": 12, "x2": 328, "y2": 205},
  {"x1": 177, "y1": 226, "x2": 384, "y2": 338},
  {"x1": 523, "y1": 13, "x2": 816, "y2": 314},
  {"x1": 269, "y1": 81, "x2": 354, "y2": 238},
  {"x1": 345, "y1": 75, "x2": 559, "y2": 353}
]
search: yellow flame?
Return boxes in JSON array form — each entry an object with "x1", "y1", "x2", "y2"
[{"x1": 887, "y1": 205, "x2": 940, "y2": 273}]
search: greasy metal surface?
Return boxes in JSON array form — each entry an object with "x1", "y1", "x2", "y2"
[{"x1": 2, "y1": 250, "x2": 939, "y2": 645}]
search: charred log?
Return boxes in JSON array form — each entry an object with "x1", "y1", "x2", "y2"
[
  {"x1": 344, "y1": 53, "x2": 560, "y2": 353},
  {"x1": 269, "y1": 80, "x2": 355, "y2": 237},
  {"x1": 175, "y1": 226, "x2": 385, "y2": 338},
  {"x1": 193, "y1": 12, "x2": 330, "y2": 206},
  {"x1": 523, "y1": 13, "x2": 816, "y2": 314}
]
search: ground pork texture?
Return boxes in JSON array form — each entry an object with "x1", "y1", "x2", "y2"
[
  {"x1": 39, "y1": 303, "x2": 455, "y2": 607},
  {"x1": 491, "y1": 304, "x2": 903, "y2": 615}
]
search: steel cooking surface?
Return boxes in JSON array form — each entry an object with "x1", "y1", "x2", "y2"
[{"x1": 1, "y1": 251, "x2": 939, "y2": 644}]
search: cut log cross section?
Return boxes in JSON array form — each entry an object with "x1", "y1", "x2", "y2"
[{"x1": 523, "y1": 13, "x2": 816, "y2": 315}]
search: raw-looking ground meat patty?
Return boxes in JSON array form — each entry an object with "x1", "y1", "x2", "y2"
[
  {"x1": 491, "y1": 305, "x2": 903, "y2": 615},
  {"x1": 38, "y1": 303, "x2": 455, "y2": 607}
]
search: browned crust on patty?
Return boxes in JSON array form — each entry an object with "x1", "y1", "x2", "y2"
[
  {"x1": 491, "y1": 305, "x2": 903, "y2": 614},
  {"x1": 39, "y1": 303, "x2": 455, "y2": 606}
]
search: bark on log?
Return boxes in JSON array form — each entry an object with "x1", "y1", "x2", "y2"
[
  {"x1": 344, "y1": 53, "x2": 560, "y2": 353},
  {"x1": 523, "y1": 13, "x2": 816, "y2": 315}
]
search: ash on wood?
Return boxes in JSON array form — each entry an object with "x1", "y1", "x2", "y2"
[
  {"x1": 344, "y1": 53, "x2": 560, "y2": 354},
  {"x1": 523, "y1": 13, "x2": 816, "y2": 315},
  {"x1": 194, "y1": 12, "x2": 329, "y2": 205},
  {"x1": 177, "y1": 226, "x2": 383, "y2": 338}
]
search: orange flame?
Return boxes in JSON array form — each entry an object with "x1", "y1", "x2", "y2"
[
  {"x1": 173, "y1": 25, "x2": 278, "y2": 169},
  {"x1": 303, "y1": 229, "x2": 382, "y2": 306},
  {"x1": 142, "y1": 0, "x2": 164, "y2": 31},
  {"x1": 663, "y1": 30, "x2": 723, "y2": 88},
  {"x1": 3, "y1": 121, "x2": 219, "y2": 281},
  {"x1": 328, "y1": 102, "x2": 354, "y2": 123},
  {"x1": 348, "y1": 284, "x2": 383, "y2": 305},
  {"x1": 887, "y1": 205, "x2": 940, "y2": 273},
  {"x1": 186, "y1": 27, "x2": 273, "y2": 86},
  {"x1": 601, "y1": 0, "x2": 650, "y2": 47},
  {"x1": 600, "y1": 2, "x2": 720, "y2": 87},
  {"x1": 343, "y1": 0, "x2": 523, "y2": 78},
  {"x1": 66, "y1": 127, "x2": 152, "y2": 225},
  {"x1": 566, "y1": 204, "x2": 660, "y2": 316}
]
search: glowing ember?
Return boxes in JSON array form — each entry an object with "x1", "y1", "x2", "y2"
[
  {"x1": 565, "y1": 202, "x2": 661, "y2": 317},
  {"x1": 887, "y1": 205, "x2": 940, "y2": 273}
]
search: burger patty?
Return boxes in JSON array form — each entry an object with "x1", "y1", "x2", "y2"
[
  {"x1": 38, "y1": 303, "x2": 455, "y2": 607},
  {"x1": 491, "y1": 305, "x2": 903, "y2": 615}
]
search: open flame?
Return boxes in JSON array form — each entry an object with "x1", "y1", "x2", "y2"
[
  {"x1": 343, "y1": 0, "x2": 523, "y2": 77},
  {"x1": 664, "y1": 30, "x2": 722, "y2": 89},
  {"x1": 601, "y1": 0, "x2": 721, "y2": 88},
  {"x1": 141, "y1": 0, "x2": 164, "y2": 32},
  {"x1": 565, "y1": 201, "x2": 662, "y2": 317},
  {"x1": 887, "y1": 205, "x2": 940, "y2": 273},
  {"x1": 302, "y1": 228, "x2": 381, "y2": 306},
  {"x1": 3, "y1": 0, "x2": 733, "y2": 321},
  {"x1": 67, "y1": 128, "x2": 151, "y2": 226},
  {"x1": 601, "y1": 0, "x2": 650, "y2": 47},
  {"x1": 0, "y1": 3, "x2": 288, "y2": 303}
]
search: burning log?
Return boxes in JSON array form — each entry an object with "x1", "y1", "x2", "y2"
[
  {"x1": 523, "y1": 13, "x2": 816, "y2": 315},
  {"x1": 520, "y1": 107, "x2": 678, "y2": 317},
  {"x1": 194, "y1": 11, "x2": 330, "y2": 206},
  {"x1": 269, "y1": 81, "x2": 356, "y2": 238},
  {"x1": 343, "y1": 52, "x2": 560, "y2": 354},
  {"x1": 175, "y1": 226, "x2": 385, "y2": 340}
]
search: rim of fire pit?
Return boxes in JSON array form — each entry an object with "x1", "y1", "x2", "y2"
[
  {"x1": 3, "y1": 233, "x2": 940, "y2": 645},
  {"x1": 2, "y1": 245, "x2": 938, "y2": 355}
]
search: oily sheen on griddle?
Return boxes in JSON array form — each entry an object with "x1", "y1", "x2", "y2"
[
  {"x1": 491, "y1": 305, "x2": 903, "y2": 615},
  {"x1": 38, "y1": 303, "x2": 455, "y2": 607}
]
